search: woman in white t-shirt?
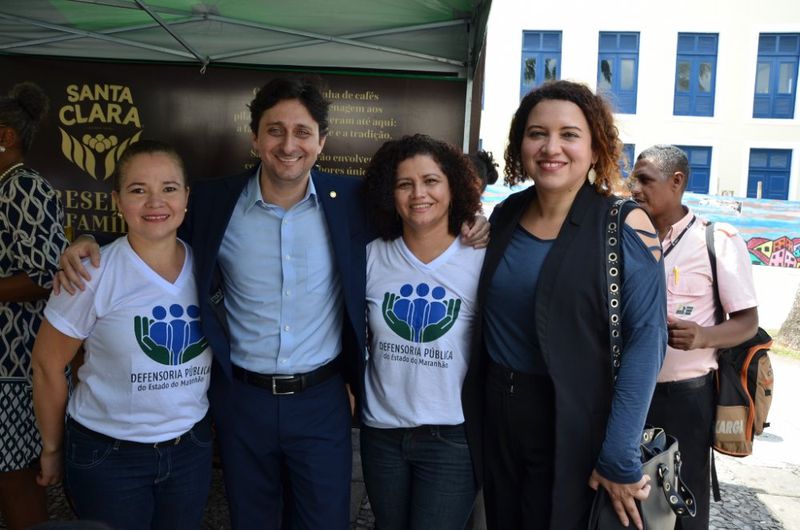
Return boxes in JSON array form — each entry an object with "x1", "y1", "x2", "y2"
[
  {"x1": 361, "y1": 134, "x2": 485, "y2": 530},
  {"x1": 31, "y1": 140, "x2": 213, "y2": 530}
]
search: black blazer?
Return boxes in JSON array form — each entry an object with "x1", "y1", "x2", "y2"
[
  {"x1": 182, "y1": 169, "x2": 368, "y2": 404},
  {"x1": 462, "y1": 183, "x2": 638, "y2": 528}
]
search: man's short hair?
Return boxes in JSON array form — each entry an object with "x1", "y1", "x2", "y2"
[
  {"x1": 637, "y1": 145, "x2": 691, "y2": 189},
  {"x1": 248, "y1": 77, "x2": 330, "y2": 137}
]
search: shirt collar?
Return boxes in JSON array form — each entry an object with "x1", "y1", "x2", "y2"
[
  {"x1": 663, "y1": 206, "x2": 694, "y2": 246},
  {"x1": 243, "y1": 166, "x2": 320, "y2": 213}
]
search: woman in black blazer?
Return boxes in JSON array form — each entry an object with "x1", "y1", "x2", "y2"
[{"x1": 462, "y1": 80, "x2": 667, "y2": 530}]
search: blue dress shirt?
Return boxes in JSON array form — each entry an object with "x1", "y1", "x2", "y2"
[{"x1": 217, "y1": 170, "x2": 343, "y2": 374}]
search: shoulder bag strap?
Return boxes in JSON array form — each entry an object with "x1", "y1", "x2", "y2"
[
  {"x1": 705, "y1": 221, "x2": 724, "y2": 502},
  {"x1": 604, "y1": 199, "x2": 697, "y2": 515},
  {"x1": 705, "y1": 222, "x2": 725, "y2": 325},
  {"x1": 604, "y1": 198, "x2": 627, "y2": 381}
]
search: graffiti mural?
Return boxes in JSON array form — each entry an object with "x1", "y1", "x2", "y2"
[
  {"x1": 682, "y1": 195, "x2": 800, "y2": 269},
  {"x1": 481, "y1": 185, "x2": 800, "y2": 268},
  {"x1": 747, "y1": 237, "x2": 800, "y2": 268}
]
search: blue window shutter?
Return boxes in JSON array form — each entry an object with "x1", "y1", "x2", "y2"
[
  {"x1": 543, "y1": 32, "x2": 560, "y2": 49},
  {"x1": 750, "y1": 151, "x2": 768, "y2": 167},
  {"x1": 694, "y1": 96, "x2": 713, "y2": 116},
  {"x1": 753, "y1": 95, "x2": 771, "y2": 117},
  {"x1": 770, "y1": 151, "x2": 790, "y2": 169},
  {"x1": 674, "y1": 33, "x2": 717, "y2": 116},
  {"x1": 697, "y1": 35, "x2": 717, "y2": 53},
  {"x1": 598, "y1": 33, "x2": 639, "y2": 114},
  {"x1": 771, "y1": 175, "x2": 789, "y2": 199},
  {"x1": 521, "y1": 31, "x2": 562, "y2": 99},
  {"x1": 778, "y1": 35, "x2": 799, "y2": 53},
  {"x1": 677, "y1": 34, "x2": 694, "y2": 52},
  {"x1": 674, "y1": 94, "x2": 691, "y2": 114},
  {"x1": 759, "y1": 35, "x2": 777, "y2": 52},
  {"x1": 689, "y1": 168, "x2": 711, "y2": 194},
  {"x1": 676, "y1": 145, "x2": 712, "y2": 194},
  {"x1": 748, "y1": 148, "x2": 791, "y2": 200},
  {"x1": 600, "y1": 33, "x2": 617, "y2": 49},
  {"x1": 753, "y1": 34, "x2": 800, "y2": 118}
]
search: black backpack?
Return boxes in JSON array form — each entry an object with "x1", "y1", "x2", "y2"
[{"x1": 705, "y1": 223, "x2": 774, "y2": 500}]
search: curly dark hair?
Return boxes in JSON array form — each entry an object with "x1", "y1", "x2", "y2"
[
  {"x1": 0, "y1": 82, "x2": 49, "y2": 154},
  {"x1": 504, "y1": 80, "x2": 623, "y2": 195},
  {"x1": 365, "y1": 134, "x2": 482, "y2": 241},
  {"x1": 249, "y1": 76, "x2": 329, "y2": 137}
]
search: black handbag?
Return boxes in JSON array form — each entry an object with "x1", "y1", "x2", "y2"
[{"x1": 588, "y1": 199, "x2": 697, "y2": 530}]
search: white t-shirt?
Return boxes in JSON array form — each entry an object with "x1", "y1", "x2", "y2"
[
  {"x1": 363, "y1": 237, "x2": 485, "y2": 429},
  {"x1": 44, "y1": 237, "x2": 211, "y2": 443}
]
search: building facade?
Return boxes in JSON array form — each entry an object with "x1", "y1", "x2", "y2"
[{"x1": 479, "y1": 0, "x2": 800, "y2": 200}]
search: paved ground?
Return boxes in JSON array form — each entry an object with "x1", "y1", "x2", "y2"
[
  {"x1": 704, "y1": 353, "x2": 800, "y2": 530},
  {"x1": 5, "y1": 354, "x2": 799, "y2": 529}
]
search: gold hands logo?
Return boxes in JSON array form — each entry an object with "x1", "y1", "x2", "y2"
[
  {"x1": 59, "y1": 130, "x2": 142, "y2": 180},
  {"x1": 58, "y1": 83, "x2": 143, "y2": 180}
]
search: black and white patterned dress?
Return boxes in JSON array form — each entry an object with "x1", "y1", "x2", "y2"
[{"x1": 0, "y1": 165, "x2": 68, "y2": 472}]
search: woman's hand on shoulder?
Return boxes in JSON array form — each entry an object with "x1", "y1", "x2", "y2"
[
  {"x1": 54, "y1": 235, "x2": 101, "y2": 295},
  {"x1": 588, "y1": 468, "x2": 650, "y2": 530}
]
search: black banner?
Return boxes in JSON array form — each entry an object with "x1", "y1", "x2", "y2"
[{"x1": 4, "y1": 56, "x2": 466, "y2": 239}]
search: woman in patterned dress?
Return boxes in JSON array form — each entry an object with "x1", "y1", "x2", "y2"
[{"x1": 0, "y1": 82, "x2": 69, "y2": 529}]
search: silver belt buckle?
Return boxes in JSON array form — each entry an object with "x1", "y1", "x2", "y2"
[{"x1": 272, "y1": 375, "x2": 296, "y2": 395}]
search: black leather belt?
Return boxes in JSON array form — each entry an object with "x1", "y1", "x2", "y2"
[
  {"x1": 232, "y1": 359, "x2": 339, "y2": 395},
  {"x1": 655, "y1": 372, "x2": 714, "y2": 392},
  {"x1": 67, "y1": 417, "x2": 188, "y2": 448}
]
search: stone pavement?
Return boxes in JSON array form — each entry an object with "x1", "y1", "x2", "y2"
[
  {"x1": 5, "y1": 355, "x2": 799, "y2": 529},
  {"x1": 18, "y1": 431, "x2": 794, "y2": 530}
]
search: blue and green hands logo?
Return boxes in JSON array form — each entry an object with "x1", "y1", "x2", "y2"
[
  {"x1": 382, "y1": 283, "x2": 461, "y2": 343},
  {"x1": 134, "y1": 304, "x2": 208, "y2": 365}
]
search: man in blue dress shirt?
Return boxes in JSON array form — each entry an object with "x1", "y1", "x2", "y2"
[{"x1": 186, "y1": 78, "x2": 368, "y2": 530}]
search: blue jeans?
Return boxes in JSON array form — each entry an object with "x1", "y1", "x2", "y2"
[
  {"x1": 64, "y1": 414, "x2": 213, "y2": 530},
  {"x1": 361, "y1": 424, "x2": 477, "y2": 530}
]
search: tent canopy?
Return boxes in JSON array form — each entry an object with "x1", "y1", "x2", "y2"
[{"x1": 1, "y1": 0, "x2": 491, "y2": 77}]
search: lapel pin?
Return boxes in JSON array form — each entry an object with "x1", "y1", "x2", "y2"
[{"x1": 329, "y1": 191, "x2": 337, "y2": 198}]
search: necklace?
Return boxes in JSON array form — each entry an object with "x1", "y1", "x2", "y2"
[{"x1": 0, "y1": 162, "x2": 23, "y2": 184}]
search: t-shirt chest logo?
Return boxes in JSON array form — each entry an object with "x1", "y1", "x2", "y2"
[
  {"x1": 134, "y1": 304, "x2": 208, "y2": 365},
  {"x1": 382, "y1": 282, "x2": 461, "y2": 343}
]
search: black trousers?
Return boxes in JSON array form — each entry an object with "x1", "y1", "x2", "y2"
[
  {"x1": 646, "y1": 372, "x2": 715, "y2": 530},
  {"x1": 482, "y1": 362, "x2": 555, "y2": 530}
]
